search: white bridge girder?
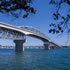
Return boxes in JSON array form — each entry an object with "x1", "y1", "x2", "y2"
[{"x1": 0, "y1": 22, "x2": 60, "y2": 51}]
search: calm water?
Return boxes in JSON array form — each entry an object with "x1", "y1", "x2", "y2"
[{"x1": 0, "y1": 48, "x2": 70, "y2": 70}]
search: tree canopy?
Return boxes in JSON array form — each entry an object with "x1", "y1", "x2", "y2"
[
  {"x1": 0, "y1": 0, "x2": 36, "y2": 18},
  {"x1": 49, "y1": 0, "x2": 70, "y2": 34},
  {"x1": 0, "y1": 0, "x2": 70, "y2": 35}
]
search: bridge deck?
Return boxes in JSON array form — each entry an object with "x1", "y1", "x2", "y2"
[{"x1": 0, "y1": 22, "x2": 60, "y2": 47}]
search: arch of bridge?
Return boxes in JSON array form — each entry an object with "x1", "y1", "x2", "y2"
[
  {"x1": 0, "y1": 22, "x2": 50, "y2": 42},
  {"x1": 0, "y1": 22, "x2": 60, "y2": 49}
]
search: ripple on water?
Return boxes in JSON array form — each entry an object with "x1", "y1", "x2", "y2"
[{"x1": 0, "y1": 48, "x2": 70, "y2": 70}]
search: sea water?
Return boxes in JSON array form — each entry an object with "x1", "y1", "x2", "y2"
[{"x1": 0, "y1": 48, "x2": 70, "y2": 70}]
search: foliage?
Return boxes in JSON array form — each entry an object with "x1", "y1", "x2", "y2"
[
  {"x1": 49, "y1": 0, "x2": 70, "y2": 34},
  {"x1": 0, "y1": 0, "x2": 36, "y2": 18}
]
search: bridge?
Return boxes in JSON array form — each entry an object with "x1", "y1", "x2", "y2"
[{"x1": 0, "y1": 22, "x2": 60, "y2": 52}]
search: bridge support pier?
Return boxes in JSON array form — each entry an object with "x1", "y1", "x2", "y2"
[
  {"x1": 14, "y1": 40, "x2": 25, "y2": 52},
  {"x1": 44, "y1": 42, "x2": 50, "y2": 50}
]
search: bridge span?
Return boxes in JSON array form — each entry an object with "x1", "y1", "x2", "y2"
[{"x1": 0, "y1": 22, "x2": 60, "y2": 52}]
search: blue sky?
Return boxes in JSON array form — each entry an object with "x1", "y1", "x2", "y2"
[{"x1": 0, "y1": 0, "x2": 70, "y2": 46}]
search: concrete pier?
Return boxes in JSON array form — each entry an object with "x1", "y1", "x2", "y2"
[
  {"x1": 44, "y1": 42, "x2": 50, "y2": 50},
  {"x1": 14, "y1": 40, "x2": 25, "y2": 52}
]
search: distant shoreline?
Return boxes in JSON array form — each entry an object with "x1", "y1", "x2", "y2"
[
  {"x1": 0, "y1": 45, "x2": 45, "y2": 49},
  {"x1": 0, "y1": 45, "x2": 70, "y2": 49}
]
